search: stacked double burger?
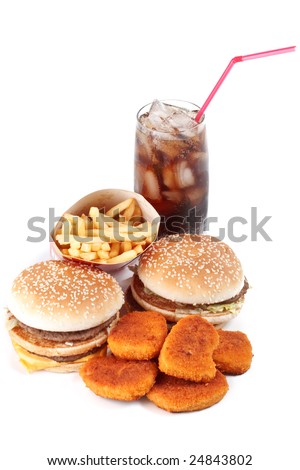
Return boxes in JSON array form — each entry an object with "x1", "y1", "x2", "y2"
[{"x1": 6, "y1": 260, "x2": 124, "y2": 372}]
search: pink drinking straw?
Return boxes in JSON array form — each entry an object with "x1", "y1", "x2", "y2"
[{"x1": 195, "y1": 46, "x2": 296, "y2": 122}]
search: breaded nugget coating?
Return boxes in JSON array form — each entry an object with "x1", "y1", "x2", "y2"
[
  {"x1": 80, "y1": 355, "x2": 157, "y2": 401},
  {"x1": 213, "y1": 330, "x2": 253, "y2": 375},
  {"x1": 108, "y1": 311, "x2": 168, "y2": 360},
  {"x1": 147, "y1": 371, "x2": 228, "y2": 412},
  {"x1": 159, "y1": 315, "x2": 219, "y2": 382}
]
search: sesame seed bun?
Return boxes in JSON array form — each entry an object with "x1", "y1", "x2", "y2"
[
  {"x1": 137, "y1": 234, "x2": 244, "y2": 305},
  {"x1": 8, "y1": 260, "x2": 124, "y2": 332}
]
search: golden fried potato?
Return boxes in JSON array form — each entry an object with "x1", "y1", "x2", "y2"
[
  {"x1": 55, "y1": 198, "x2": 154, "y2": 264},
  {"x1": 158, "y1": 315, "x2": 219, "y2": 382},
  {"x1": 213, "y1": 330, "x2": 253, "y2": 375},
  {"x1": 108, "y1": 311, "x2": 168, "y2": 360},
  {"x1": 147, "y1": 371, "x2": 228, "y2": 413},
  {"x1": 80, "y1": 355, "x2": 157, "y2": 401}
]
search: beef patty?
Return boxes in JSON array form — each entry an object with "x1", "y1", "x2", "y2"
[
  {"x1": 8, "y1": 313, "x2": 116, "y2": 342},
  {"x1": 131, "y1": 274, "x2": 249, "y2": 313}
]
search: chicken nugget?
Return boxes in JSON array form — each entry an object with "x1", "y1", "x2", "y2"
[
  {"x1": 159, "y1": 315, "x2": 219, "y2": 382},
  {"x1": 108, "y1": 311, "x2": 168, "y2": 360},
  {"x1": 213, "y1": 330, "x2": 253, "y2": 375},
  {"x1": 147, "y1": 371, "x2": 228, "y2": 413},
  {"x1": 80, "y1": 355, "x2": 157, "y2": 401}
]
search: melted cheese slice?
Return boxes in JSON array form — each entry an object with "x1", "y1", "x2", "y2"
[{"x1": 12, "y1": 341, "x2": 107, "y2": 373}]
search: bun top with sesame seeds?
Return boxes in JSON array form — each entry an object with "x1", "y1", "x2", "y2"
[
  {"x1": 137, "y1": 234, "x2": 244, "y2": 305},
  {"x1": 8, "y1": 260, "x2": 124, "y2": 331}
]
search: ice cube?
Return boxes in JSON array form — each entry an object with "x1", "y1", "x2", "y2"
[
  {"x1": 175, "y1": 161, "x2": 195, "y2": 188},
  {"x1": 142, "y1": 170, "x2": 161, "y2": 201},
  {"x1": 134, "y1": 162, "x2": 145, "y2": 194},
  {"x1": 149, "y1": 99, "x2": 170, "y2": 117},
  {"x1": 146, "y1": 100, "x2": 172, "y2": 132},
  {"x1": 162, "y1": 166, "x2": 177, "y2": 189},
  {"x1": 165, "y1": 108, "x2": 196, "y2": 132},
  {"x1": 186, "y1": 186, "x2": 206, "y2": 205},
  {"x1": 156, "y1": 137, "x2": 187, "y2": 161},
  {"x1": 136, "y1": 128, "x2": 154, "y2": 163},
  {"x1": 146, "y1": 100, "x2": 196, "y2": 133},
  {"x1": 162, "y1": 190, "x2": 182, "y2": 203}
]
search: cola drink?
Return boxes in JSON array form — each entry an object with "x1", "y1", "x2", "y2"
[{"x1": 134, "y1": 100, "x2": 209, "y2": 235}]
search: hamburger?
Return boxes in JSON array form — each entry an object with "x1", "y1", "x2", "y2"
[
  {"x1": 129, "y1": 234, "x2": 248, "y2": 326},
  {"x1": 6, "y1": 260, "x2": 124, "y2": 372}
]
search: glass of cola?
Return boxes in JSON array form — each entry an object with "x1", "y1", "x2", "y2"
[{"x1": 134, "y1": 99, "x2": 209, "y2": 235}]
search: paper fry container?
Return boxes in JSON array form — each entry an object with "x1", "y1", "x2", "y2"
[{"x1": 50, "y1": 189, "x2": 160, "y2": 273}]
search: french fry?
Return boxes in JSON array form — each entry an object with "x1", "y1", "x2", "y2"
[
  {"x1": 121, "y1": 241, "x2": 132, "y2": 253},
  {"x1": 82, "y1": 214, "x2": 93, "y2": 231},
  {"x1": 79, "y1": 251, "x2": 98, "y2": 261},
  {"x1": 98, "y1": 212, "x2": 110, "y2": 229},
  {"x1": 61, "y1": 220, "x2": 72, "y2": 236},
  {"x1": 88, "y1": 208, "x2": 110, "y2": 230},
  {"x1": 81, "y1": 243, "x2": 92, "y2": 253},
  {"x1": 93, "y1": 220, "x2": 147, "y2": 234},
  {"x1": 56, "y1": 233, "x2": 73, "y2": 246},
  {"x1": 146, "y1": 235, "x2": 155, "y2": 244},
  {"x1": 99, "y1": 228, "x2": 149, "y2": 242},
  {"x1": 89, "y1": 207, "x2": 99, "y2": 218},
  {"x1": 54, "y1": 221, "x2": 72, "y2": 243},
  {"x1": 86, "y1": 229, "x2": 104, "y2": 238},
  {"x1": 105, "y1": 198, "x2": 134, "y2": 218},
  {"x1": 68, "y1": 248, "x2": 81, "y2": 257},
  {"x1": 101, "y1": 242, "x2": 111, "y2": 252},
  {"x1": 62, "y1": 213, "x2": 76, "y2": 227},
  {"x1": 123, "y1": 199, "x2": 136, "y2": 221},
  {"x1": 70, "y1": 240, "x2": 81, "y2": 250},
  {"x1": 73, "y1": 216, "x2": 86, "y2": 237},
  {"x1": 61, "y1": 248, "x2": 70, "y2": 255},
  {"x1": 118, "y1": 222, "x2": 138, "y2": 233},
  {"x1": 135, "y1": 221, "x2": 152, "y2": 232},
  {"x1": 80, "y1": 236, "x2": 102, "y2": 244},
  {"x1": 63, "y1": 213, "x2": 75, "y2": 222},
  {"x1": 132, "y1": 240, "x2": 147, "y2": 247},
  {"x1": 68, "y1": 236, "x2": 101, "y2": 244},
  {"x1": 97, "y1": 250, "x2": 110, "y2": 260},
  {"x1": 56, "y1": 232, "x2": 103, "y2": 246},
  {"x1": 133, "y1": 244, "x2": 144, "y2": 255},
  {"x1": 133, "y1": 202, "x2": 142, "y2": 218},
  {"x1": 106, "y1": 250, "x2": 137, "y2": 264},
  {"x1": 91, "y1": 242, "x2": 102, "y2": 252},
  {"x1": 109, "y1": 242, "x2": 120, "y2": 258},
  {"x1": 89, "y1": 207, "x2": 100, "y2": 229},
  {"x1": 100, "y1": 222, "x2": 138, "y2": 234},
  {"x1": 98, "y1": 213, "x2": 119, "y2": 227},
  {"x1": 131, "y1": 219, "x2": 144, "y2": 227}
]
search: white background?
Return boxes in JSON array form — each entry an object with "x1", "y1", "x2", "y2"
[{"x1": 0, "y1": 1, "x2": 299, "y2": 469}]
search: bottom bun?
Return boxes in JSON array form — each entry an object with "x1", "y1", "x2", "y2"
[
  {"x1": 9, "y1": 326, "x2": 108, "y2": 359},
  {"x1": 11, "y1": 340, "x2": 107, "y2": 373},
  {"x1": 46, "y1": 362, "x2": 89, "y2": 373}
]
